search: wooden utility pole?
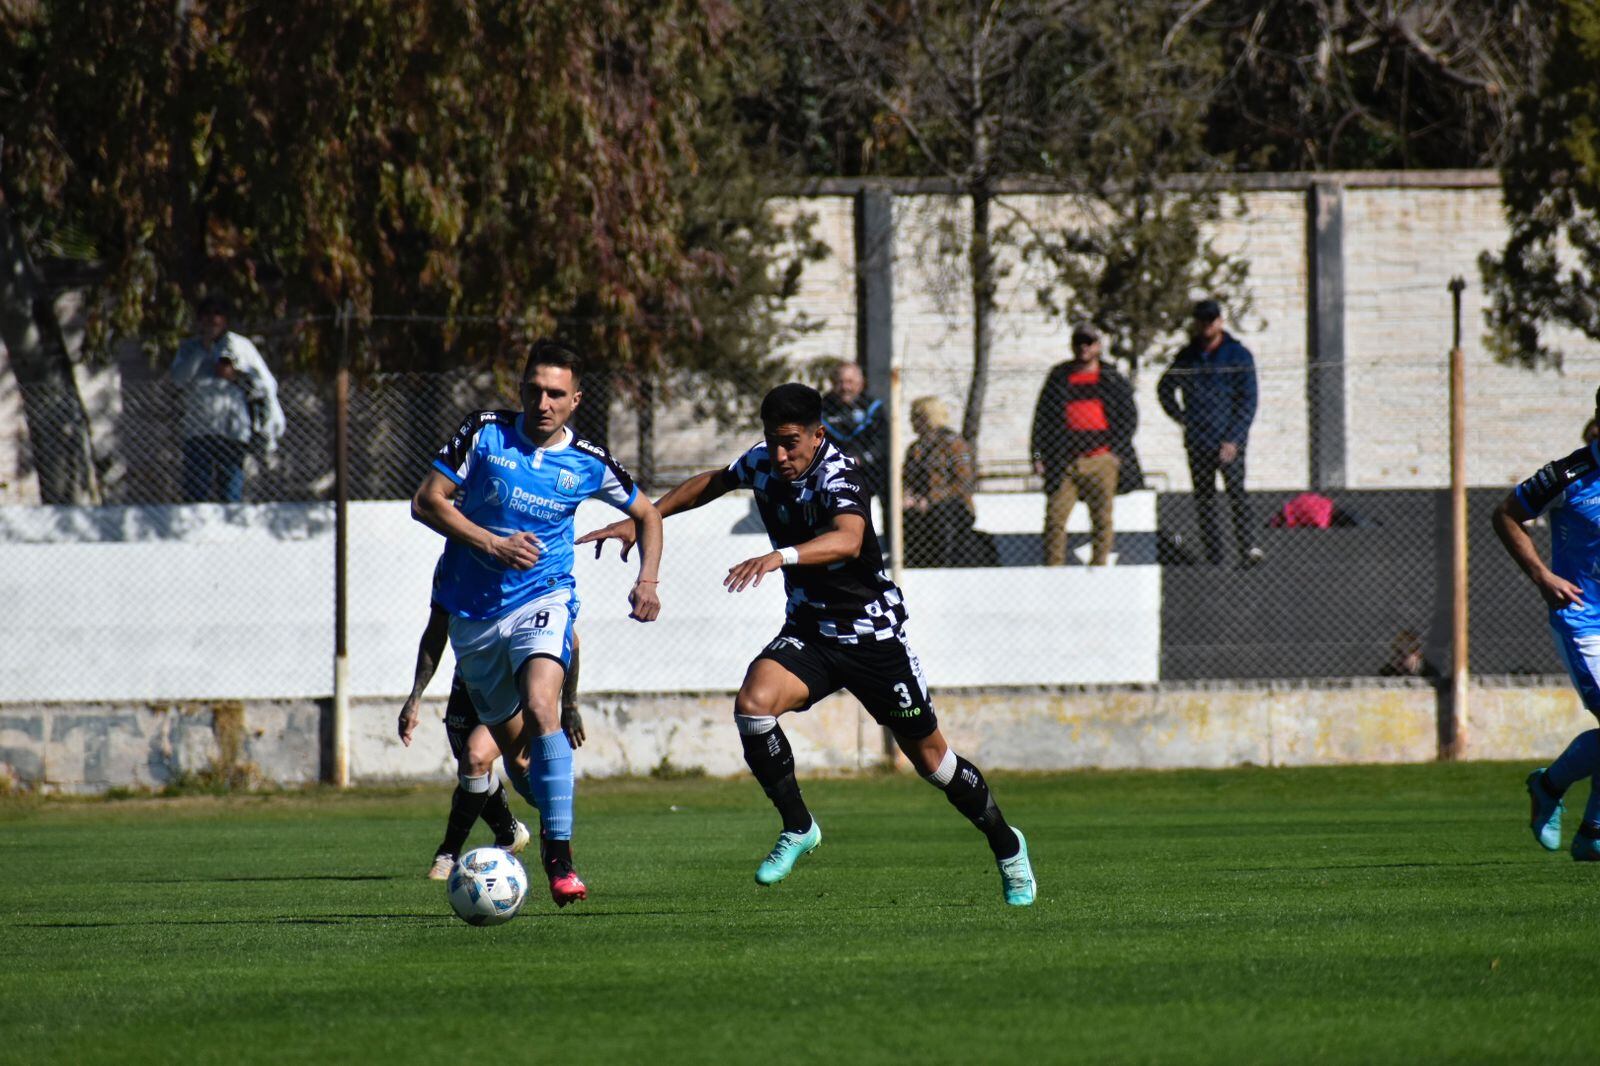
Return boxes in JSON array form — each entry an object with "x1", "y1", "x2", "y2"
[
  {"x1": 1445, "y1": 277, "x2": 1468, "y2": 759},
  {"x1": 331, "y1": 302, "x2": 352, "y2": 787}
]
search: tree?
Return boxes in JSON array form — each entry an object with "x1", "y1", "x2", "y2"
[
  {"x1": 1202, "y1": 0, "x2": 1553, "y2": 171},
  {"x1": 1480, "y1": 0, "x2": 1600, "y2": 367},
  {"x1": 759, "y1": 0, "x2": 1242, "y2": 457},
  {"x1": 1, "y1": 0, "x2": 819, "y2": 480},
  {"x1": 0, "y1": 190, "x2": 100, "y2": 503}
]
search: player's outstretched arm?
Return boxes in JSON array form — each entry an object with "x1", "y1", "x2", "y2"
[
  {"x1": 623, "y1": 492, "x2": 663, "y2": 622},
  {"x1": 578, "y1": 468, "x2": 731, "y2": 560},
  {"x1": 412, "y1": 470, "x2": 541, "y2": 569},
  {"x1": 1492, "y1": 492, "x2": 1584, "y2": 609},
  {"x1": 398, "y1": 605, "x2": 450, "y2": 746},
  {"x1": 725, "y1": 514, "x2": 866, "y2": 593}
]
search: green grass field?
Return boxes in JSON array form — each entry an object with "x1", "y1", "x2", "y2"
[{"x1": 3, "y1": 762, "x2": 1600, "y2": 1064}]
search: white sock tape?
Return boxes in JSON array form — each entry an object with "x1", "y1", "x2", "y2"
[
  {"x1": 924, "y1": 748, "x2": 958, "y2": 787},
  {"x1": 735, "y1": 714, "x2": 779, "y2": 736},
  {"x1": 459, "y1": 771, "x2": 492, "y2": 794}
]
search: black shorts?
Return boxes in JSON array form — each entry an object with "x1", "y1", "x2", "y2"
[
  {"x1": 755, "y1": 623, "x2": 938, "y2": 739},
  {"x1": 443, "y1": 672, "x2": 482, "y2": 761}
]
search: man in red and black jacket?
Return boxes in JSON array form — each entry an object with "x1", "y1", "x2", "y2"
[{"x1": 1030, "y1": 323, "x2": 1142, "y2": 566}]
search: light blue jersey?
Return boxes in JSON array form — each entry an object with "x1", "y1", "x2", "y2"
[
  {"x1": 1516, "y1": 441, "x2": 1600, "y2": 638},
  {"x1": 431, "y1": 411, "x2": 637, "y2": 621}
]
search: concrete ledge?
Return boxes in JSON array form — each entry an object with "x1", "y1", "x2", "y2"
[{"x1": 2, "y1": 682, "x2": 1590, "y2": 793}]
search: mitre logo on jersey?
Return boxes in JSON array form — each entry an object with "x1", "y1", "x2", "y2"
[
  {"x1": 556, "y1": 469, "x2": 580, "y2": 494},
  {"x1": 486, "y1": 453, "x2": 517, "y2": 470}
]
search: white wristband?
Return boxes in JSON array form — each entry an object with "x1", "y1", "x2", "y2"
[{"x1": 777, "y1": 546, "x2": 800, "y2": 566}]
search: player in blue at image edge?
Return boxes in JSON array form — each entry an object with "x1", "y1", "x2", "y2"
[
  {"x1": 1494, "y1": 386, "x2": 1600, "y2": 861},
  {"x1": 581, "y1": 381, "x2": 1036, "y2": 905},
  {"x1": 412, "y1": 339, "x2": 662, "y2": 906}
]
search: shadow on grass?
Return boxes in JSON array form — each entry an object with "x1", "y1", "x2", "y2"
[
  {"x1": 15, "y1": 899, "x2": 987, "y2": 930},
  {"x1": 1221, "y1": 859, "x2": 1532, "y2": 873},
  {"x1": 122, "y1": 874, "x2": 399, "y2": 884},
  {"x1": 19, "y1": 913, "x2": 450, "y2": 928}
]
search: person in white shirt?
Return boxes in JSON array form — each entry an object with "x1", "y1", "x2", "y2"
[{"x1": 168, "y1": 296, "x2": 284, "y2": 502}]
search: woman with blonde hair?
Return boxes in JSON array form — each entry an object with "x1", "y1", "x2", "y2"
[{"x1": 903, "y1": 396, "x2": 985, "y2": 567}]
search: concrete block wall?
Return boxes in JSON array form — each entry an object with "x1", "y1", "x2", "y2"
[{"x1": 3, "y1": 682, "x2": 1588, "y2": 793}]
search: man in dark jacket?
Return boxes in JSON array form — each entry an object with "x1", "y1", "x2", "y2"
[
  {"x1": 821, "y1": 361, "x2": 888, "y2": 499},
  {"x1": 1157, "y1": 299, "x2": 1263, "y2": 567},
  {"x1": 1030, "y1": 323, "x2": 1142, "y2": 566}
]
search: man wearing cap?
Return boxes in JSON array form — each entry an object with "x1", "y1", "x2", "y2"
[
  {"x1": 169, "y1": 295, "x2": 285, "y2": 502},
  {"x1": 1030, "y1": 323, "x2": 1140, "y2": 566},
  {"x1": 1157, "y1": 299, "x2": 1263, "y2": 567}
]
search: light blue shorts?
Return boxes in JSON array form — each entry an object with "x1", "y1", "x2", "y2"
[
  {"x1": 448, "y1": 587, "x2": 577, "y2": 727},
  {"x1": 1551, "y1": 622, "x2": 1600, "y2": 716}
]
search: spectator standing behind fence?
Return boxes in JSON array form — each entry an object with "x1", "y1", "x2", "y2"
[
  {"x1": 904, "y1": 396, "x2": 978, "y2": 568},
  {"x1": 1157, "y1": 299, "x2": 1264, "y2": 568},
  {"x1": 821, "y1": 362, "x2": 888, "y2": 509},
  {"x1": 1030, "y1": 324, "x2": 1140, "y2": 566},
  {"x1": 168, "y1": 295, "x2": 285, "y2": 502}
]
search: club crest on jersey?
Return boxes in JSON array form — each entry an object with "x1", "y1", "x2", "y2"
[
  {"x1": 556, "y1": 469, "x2": 580, "y2": 494},
  {"x1": 485, "y1": 477, "x2": 509, "y2": 506}
]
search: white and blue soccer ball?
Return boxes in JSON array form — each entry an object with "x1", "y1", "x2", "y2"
[{"x1": 446, "y1": 846, "x2": 528, "y2": 926}]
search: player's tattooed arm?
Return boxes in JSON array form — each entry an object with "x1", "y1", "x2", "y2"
[
  {"x1": 623, "y1": 492, "x2": 663, "y2": 622},
  {"x1": 1492, "y1": 491, "x2": 1585, "y2": 610},
  {"x1": 411, "y1": 470, "x2": 542, "y2": 569},
  {"x1": 578, "y1": 467, "x2": 731, "y2": 560},
  {"x1": 724, "y1": 514, "x2": 867, "y2": 593},
  {"x1": 561, "y1": 637, "x2": 585, "y2": 748},
  {"x1": 399, "y1": 605, "x2": 449, "y2": 746}
]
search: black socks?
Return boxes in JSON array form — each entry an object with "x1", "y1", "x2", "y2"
[
  {"x1": 940, "y1": 755, "x2": 1021, "y2": 860},
  {"x1": 738, "y1": 719, "x2": 813, "y2": 834},
  {"x1": 438, "y1": 779, "x2": 517, "y2": 860}
]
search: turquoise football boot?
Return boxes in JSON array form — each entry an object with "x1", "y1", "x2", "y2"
[
  {"x1": 997, "y1": 828, "x2": 1036, "y2": 907},
  {"x1": 1572, "y1": 826, "x2": 1600, "y2": 862},
  {"x1": 1527, "y1": 769, "x2": 1564, "y2": 852},
  {"x1": 754, "y1": 821, "x2": 821, "y2": 885}
]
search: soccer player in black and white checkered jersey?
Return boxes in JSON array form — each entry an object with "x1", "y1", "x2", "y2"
[{"x1": 579, "y1": 382, "x2": 1036, "y2": 905}]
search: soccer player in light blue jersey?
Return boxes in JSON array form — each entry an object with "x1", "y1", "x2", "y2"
[
  {"x1": 412, "y1": 339, "x2": 662, "y2": 905},
  {"x1": 1493, "y1": 389, "x2": 1600, "y2": 861}
]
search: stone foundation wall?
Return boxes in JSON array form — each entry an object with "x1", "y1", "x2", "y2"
[{"x1": 3, "y1": 681, "x2": 1586, "y2": 793}]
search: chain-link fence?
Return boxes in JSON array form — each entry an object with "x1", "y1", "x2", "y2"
[{"x1": 0, "y1": 319, "x2": 1586, "y2": 705}]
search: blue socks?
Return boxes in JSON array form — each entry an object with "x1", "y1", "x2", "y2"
[
  {"x1": 531, "y1": 729, "x2": 575, "y2": 841},
  {"x1": 1549, "y1": 730, "x2": 1600, "y2": 792}
]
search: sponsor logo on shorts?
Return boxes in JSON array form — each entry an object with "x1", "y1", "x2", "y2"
[
  {"x1": 886, "y1": 706, "x2": 922, "y2": 717},
  {"x1": 767, "y1": 635, "x2": 805, "y2": 653}
]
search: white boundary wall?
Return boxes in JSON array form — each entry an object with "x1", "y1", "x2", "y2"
[{"x1": 0, "y1": 496, "x2": 1159, "y2": 702}]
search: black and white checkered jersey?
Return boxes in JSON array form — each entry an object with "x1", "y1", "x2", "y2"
[{"x1": 720, "y1": 437, "x2": 907, "y2": 643}]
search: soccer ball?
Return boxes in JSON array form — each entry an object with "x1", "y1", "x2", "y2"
[{"x1": 446, "y1": 847, "x2": 528, "y2": 926}]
